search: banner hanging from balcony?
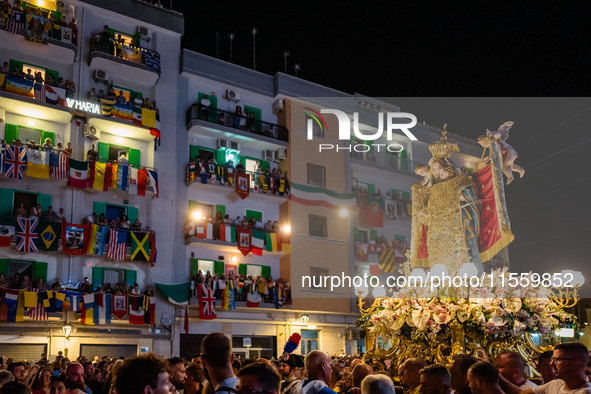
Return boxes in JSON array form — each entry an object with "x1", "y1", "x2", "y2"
[
  {"x1": 61, "y1": 223, "x2": 91, "y2": 256},
  {"x1": 154, "y1": 282, "x2": 190, "y2": 306},
  {"x1": 0, "y1": 217, "x2": 16, "y2": 247},
  {"x1": 6, "y1": 75, "x2": 34, "y2": 98},
  {"x1": 26, "y1": 149, "x2": 49, "y2": 179},
  {"x1": 236, "y1": 228, "x2": 252, "y2": 256},
  {"x1": 235, "y1": 172, "x2": 250, "y2": 200},
  {"x1": 24, "y1": 14, "x2": 51, "y2": 44},
  {"x1": 130, "y1": 231, "x2": 150, "y2": 262},
  {"x1": 4, "y1": 145, "x2": 27, "y2": 180},
  {"x1": 16, "y1": 217, "x2": 38, "y2": 253},
  {"x1": 290, "y1": 183, "x2": 356, "y2": 209},
  {"x1": 359, "y1": 194, "x2": 385, "y2": 228},
  {"x1": 68, "y1": 159, "x2": 88, "y2": 188},
  {"x1": 112, "y1": 294, "x2": 128, "y2": 320},
  {"x1": 38, "y1": 220, "x2": 61, "y2": 252}
]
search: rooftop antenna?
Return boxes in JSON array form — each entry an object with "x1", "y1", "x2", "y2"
[
  {"x1": 251, "y1": 28, "x2": 258, "y2": 70},
  {"x1": 294, "y1": 63, "x2": 301, "y2": 78},
  {"x1": 229, "y1": 33, "x2": 235, "y2": 63},
  {"x1": 282, "y1": 51, "x2": 290, "y2": 74}
]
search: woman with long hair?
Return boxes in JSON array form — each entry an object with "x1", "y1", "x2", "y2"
[
  {"x1": 97, "y1": 213, "x2": 108, "y2": 226},
  {"x1": 32, "y1": 367, "x2": 53, "y2": 394}
]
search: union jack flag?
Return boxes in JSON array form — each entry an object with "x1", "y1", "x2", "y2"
[
  {"x1": 4, "y1": 145, "x2": 27, "y2": 179},
  {"x1": 50, "y1": 152, "x2": 68, "y2": 179},
  {"x1": 16, "y1": 217, "x2": 38, "y2": 253},
  {"x1": 0, "y1": 143, "x2": 4, "y2": 172},
  {"x1": 107, "y1": 229, "x2": 127, "y2": 260},
  {"x1": 197, "y1": 284, "x2": 216, "y2": 320}
]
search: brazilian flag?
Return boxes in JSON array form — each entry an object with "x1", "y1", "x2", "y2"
[
  {"x1": 38, "y1": 221, "x2": 61, "y2": 252},
  {"x1": 130, "y1": 231, "x2": 150, "y2": 261}
]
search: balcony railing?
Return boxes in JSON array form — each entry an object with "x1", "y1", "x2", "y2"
[
  {"x1": 185, "y1": 163, "x2": 289, "y2": 198},
  {"x1": 90, "y1": 36, "x2": 161, "y2": 73},
  {"x1": 350, "y1": 150, "x2": 422, "y2": 176},
  {"x1": 186, "y1": 103, "x2": 289, "y2": 143},
  {"x1": 0, "y1": 72, "x2": 73, "y2": 106}
]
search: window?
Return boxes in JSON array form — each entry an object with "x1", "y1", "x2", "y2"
[
  {"x1": 13, "y1": 192, "x2": 39, "y2": 215},
  {"x1": 104, "y1": 269, "x2": 125, "y2": 285},
  {"x1": 17, "y1": 127, "x2": 42, "y2": 145},
  {"x1": 358, "y1": 229, "x2": 369, "y2": 244},
  {"x1": 307, "y1": 163, "x2": 326, "y2": 187},
  {"x1": 22, "y1": 63, "x2": 46, "y2": 81},
  {"x1": 300, "y1": 330, "x2": 319, "y2": 354},
  {"x1": 108, "y1": 145, "x2": 129, "y2": 161},
  {"x1": 198, "y1": 260, "x2": 214, "y2": 274},
  {"x1": 306, "y1": 115, "x2": 324, "y2": 138},
  {"x1": 246, "y1": 265, "x2": 262, "y2": 279},
  {"x1": 310, "y1": 267, "x2": 329, "y2": 290},
  {"x1": 309, "y1": 215, "x2": 327, "y2": 238}
]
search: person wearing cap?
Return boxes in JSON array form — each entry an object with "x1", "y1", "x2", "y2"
[{"x1": 281, "y1": 352, "x2": 303, "y2": 394}]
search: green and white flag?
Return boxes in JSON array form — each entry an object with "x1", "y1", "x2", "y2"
[
  {"x1": 68, "y1": 159, "x2": 88, "y2": 189},
  {"x1": 290, "y1": 183, "x2": 356, "y2": 209},
  {"x1": 154, "y1": 282, "x2": 191, "y2": 306}
]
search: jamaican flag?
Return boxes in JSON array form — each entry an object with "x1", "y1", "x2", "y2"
[
  {"x1": 38, "y1": 221, "x2": 61, "y2": 251},
  {"x1": 130, "y1": 231, "x2": 150, "y2": 261}
]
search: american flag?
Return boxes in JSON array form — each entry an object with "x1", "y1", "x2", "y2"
[
  {"x1": 4, "y1": 145, "x2": 27, "y2": 179},
  {"x1": 29, "y1": 303, "x2": 48, "y2": 321},
  {"x1": 107, "y1": 229, "x2": 127, "y2": 260},
  {"x1": 50, "y1": 152, "x2": 68, "y2": 179},
  {"x1": 198, "y1": 284, "x2": 216, "y2": 319},
  {"x1": 16, "y1": 217, "x2": 38, "y2": 253},
  {"x1": 5, "y1": 11, "x2": 25, "y2": 34},
  {"x1": 34, "y1": 84, "x2": 45, "y2": 103}
]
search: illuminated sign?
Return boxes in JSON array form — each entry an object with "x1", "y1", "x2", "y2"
[
  {"x1": 66, "y1": 98, "x2": 101, "y2": 114},
  {"x1": 555, "y1": 328, "x2": 575, "y2": 337}
]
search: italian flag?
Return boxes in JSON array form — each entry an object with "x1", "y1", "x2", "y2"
[
  {"x1": 68, "y1": 159, "x2": 88, "y2": 189},
  {"x1": 290, "y1": 183, "x2": 357, "y2": 209},
  {"x1": 220, "y1": 225, "x2": 236, "y2": 243},
  {"x1": 251, "y1": 230, "x2": 265, "y2": 256}
]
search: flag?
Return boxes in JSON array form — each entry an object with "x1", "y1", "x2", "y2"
[
  {"x1": 97, "y1": 293, "x2": 112, "y2": 325},
  {"x1": 6, "y1": 75, "x2": 34, "y2": 98},
  {"x1": 81, "y1": 293, "x2": 95, "y2": 325},
  {"x1": 290, "y1": 183, "x2": 357, "y2": 209},
  {"x1": 44, "y1": 85, "x2": 64, "y2": 106},
  {"x1": 86, "y1": 224, "x2": 98, "y2": 254},
  {"x1": 4, "y1": 145, "x2": 27, "y2": 179},
  {"x1": 49, "y1": 152, "x2": 68, "y2": 179},
  {"x1": 370, "y1": 264, "x2": 380, "y2": 276},
  {"x1": 40, "y1": 291, "x2": 53, "y2": 308},
  {"x1": 357, "y1": 243, "x2": 368, "y2": 262},
  {"x1": 143, "y1": 50, "x2": 161, "y2": 72},
  {"x1": 281, "y1": 232, "x2": 291, "y2": 255},
  {"x1": 90, "y1": 225, "x2": 108, "y2": 256},
  {"x1": 379, "y1": 249, "x2": 397, "y2": 273},
  {"x1": 235, "y1": 172, "x2": 250, "y2": 200},
  {"x1": 251, "y1": 230, "x2": 265, "y2": 256},
  {"x1": 112, "y1": 294, "x2": 128, "y2": 320},
  {"x1": 219, "y1": 225, "x2": 236, "y2": 243},
  {"x1": 117, "y1": 165, "x2": 129, "y2": 191},
  {"x1": 149, "y1": 231, "x2": 157, "y2": 267},
  {"x1": 0, "y1": 217, "x2": 15, "y2": 247},
  {"x1": 38, "y1": 221, "x2": 61, "y2": 252},
  {"x1": 129, "y1": 296, "x2": 144, "y2": 324},
  {"x1": 246, "y1": 288, "x2": 261, "y2": 308},
  {"x1": 29, "y1": 303, "x2": 48, "y2": 321},
  {"x1": 128, "y1": 168, "x2": 147, "y2": 196},
  {"x1": 107, "y1": 229, "x2": 127, "y2": 260},
  {"x1": 265, "y1": 232, "x2": 281, "y2": 252},
  {"x1": 142, "y1": 108, "x2": 161, "y2": 138},
  {"x1": 26, "y1": 149, "x2": 49, "y2": 179},
  {"x1": 236, "y1": 228, "x2": 251, "y2": 256},
  {"x1": 91, "y1": 161, "x2": 107, "y2": 191},
  {"x1": 197, "y1": 284, "x2": 216, "y2": 320},
  {"x1": 130, "y1": 231, "x2": 150, "y2": 261},
  {"x1": 68, "y1": 159, "x2": 88, "y2": 188},
  {"x1": 34, "y1": 83, "x2": 45, "y2": 102},
  {"x1": 0, "y1": 143, "x2": 4, "y2": 174},
  {"x1": 61, "y1": 223, "x2": 91, "y2": 255},
  {"x1": 133, "y1": 106, "x2": 142, "y2": 126},
  {"x1": 0, "y1": 289, "x2": 25, "y2": 322},
  {"x1": 100, "y1": 98, "x2": 116, "y2": 115},
  {"x1": 16, "y1": 217, "x2": 38, "y2": 252},
  {"x1": 144, "y1": 296, "x2": 155, "y2": 324},
  {"x1": 359, "y1": 195, "x2": 385, "y2": 228},
  {"x1": 110, "y1": 162, "x2": 119, "y2": 188},
  {"x1": 154, "y1": 282, "x2": 190, "y2": 306},
  {"x1": 111, "y1": 102, "x2": 134, "y2": 120},
  {"x1": 53, "y1": 292, "x2": 65, "y2": 309},
  {"x1": 63, "y1": 292, "x2": 80, "y2": 312},
  {"x1": 147, "y1": 170, "x2": 159, "y2": 198},
  {"x1": 5, "y1": 11, "x2": 25, "y2": 34},
  {"x1": 222, "y1": 281, "x2": 235, "y2": 311},
  {"x1": 196, "y1": 223, "x2": 206, "y2": 239}
]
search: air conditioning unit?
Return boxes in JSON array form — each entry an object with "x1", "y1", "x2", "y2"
[
  {"x1": 217, "y1": 139, "x2": 229, "y2": 150},
  {"x1": 226, "y1": 89, "x2": 241, "y2": 102},
  {"x1": 137, "y1": 26, "x2": 151, "y2": 43},
  {"x1": 83, "y1": 123, "x2": 100, "y2": 140},
  {"x1": 94, "y1": 69, "x2": 109, "y2": 84},
  {"x1": 229, "y1": 141, "x2": 241, "y2": 151},
  {"x1": 346, "y1": 330, "x2": 360, "y2": 341},
  {"x1": 262, "y1": 149, "x2": 275, "y2": 161},
  {"x1": 276, "y1": 147, "x2": 286, "y2": 161},
  {"x1": 56, "y1": 0, "x2": 68, "y2": 14},
  {"x1": 272, "y1": 99, "x2": 284, "y2": 115}
]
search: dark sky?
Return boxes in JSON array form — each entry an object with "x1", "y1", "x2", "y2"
[{"x1": 173, "y1": 2, "x2": 591, "y2": 291}]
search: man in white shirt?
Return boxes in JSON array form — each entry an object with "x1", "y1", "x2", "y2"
[
  {"x1": 201, "y1": 332, "x2": 238, "y2": 394},
  {"x1": 200, "y1": 95, "x2": 211, "y2": 121},
  {"x1": 500, "y1": 343, "x2": 591, "y2": 394},
  {"x1": 495, "y1": 351, "x2": 537, "y2": 390}
]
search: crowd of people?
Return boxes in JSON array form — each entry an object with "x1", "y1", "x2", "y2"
[
  {"x1": 0, "y1": 60, "x2": 77, "y2": 97},
  {"x1": 87, "y1": 86, "x2": 159, "y2": 113},
  {"x1": 191, "y1": 272, "x2": 291, "y2": 304},
  {"x1": 1, "y1": 334, "x2": 589, "y2": 394}
]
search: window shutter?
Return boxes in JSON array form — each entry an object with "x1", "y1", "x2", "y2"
[
  {"x1": 92, "y1": 267, "x2": 104, "y2": 288},
  {"x1": 215, "y1": 150, "x2": 226, "y2": 165},
  {"x1": 216, "y1": 205, "x2": 226, "y2": 219},
  {"x1": 0, "y1": 259, "x2": 8, "y2": 276},
  {"x1": 5, "y1": 124, "x2": 18, "y2": 145},
  {"x1": 214, "y1": 261, "x2": 224, "y2": 275},
  {"x1": 38, "y1": 193, "x2": 52, "y2": 211},
  {"x1": 0, "y1": 189, "x2": 14, "y2": 215},
  {"x1": 97, "y1": 142, "x2": 109, "y2": 161},
  {"x1": 402, "y1": 192, "x2": 410, "y2": 200},
  {"x1": 189, "y1": 145, "x2": 199, "y2": 161},
  {"x1": 41, "y1": 131, "x2": 55, "y2": 146},
  {"x1": 368, "y1": 184, "x2": 376, "y2": 195},
  {"x1": 33, "y1": 262, "x2": 48, "y2": 283},
  {"x1": 190, "y1": 258, "x2": 199, "y2": 279},
  {"x1": 400, "y1": 149, "x2": 408, "y2": 171},
  {"x1": 188, "y1": 200, "x2": 199, "y2": 214},
  {"x1": 370, "y1": 230, "x2": 378, "y2": 241},
  {"x1": 125, "y1": 270, "x2": 137, "y2": 286},
  {"x1": 353, "y1": 226, "x2": 359, "y2": 243},
  {"x1": 260, "y1": 160, "x2": 270, "y2": 172},
  {"x1": 126, "y1": 206, "x2": 139, "y2": 224},
  {"x1": 93, "y1": 202, "x2": 107, "y2": 218},
  {"x1": 238, "y1": 264, "x2": 247, "y2": 277},
  {"x1": 129, "y1": 148, "x2": 141, "y2": 168},
  {"x1": 261, "y1": 265, "x2": 271, "y2": 278},
  {"x1": 245, "y1": 210, "x2": 262, "y2": 222}
]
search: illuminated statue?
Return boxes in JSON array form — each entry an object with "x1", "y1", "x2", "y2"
[{"x1": 410, "y1": 129, "x2": 514, "y2": 274}]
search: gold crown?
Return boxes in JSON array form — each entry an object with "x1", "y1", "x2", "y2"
[{"x1": 429, "y1": 124, "x2": 459, "y2": 159}]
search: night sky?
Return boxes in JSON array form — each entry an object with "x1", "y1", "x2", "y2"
[{"x1": 173, "y1": 2, "x2": 591, "y2": 291}]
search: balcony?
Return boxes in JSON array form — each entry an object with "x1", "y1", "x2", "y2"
[
  {"x1": 186, "y1": 104, "x2": 288, "y2": 148},
  {"x1": 89, "y1": 37, "x2": 161, "y2": 86},
  {"x1": 185, "y1": 164, "x2": 289, "y2": 202},
  {"x1": 350, "y1": 150, "x2": 422, "y2": 178},
  {"x1": 0, "y1": 15, "x2": 77, "y2": 64}
]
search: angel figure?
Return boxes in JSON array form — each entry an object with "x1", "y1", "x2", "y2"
[
  {"x1": 414, "y1": 164, "x2": 431, "y2": 186},
  {"x1": 479, "y1": 121, "x2": 525, "y2": 184}
]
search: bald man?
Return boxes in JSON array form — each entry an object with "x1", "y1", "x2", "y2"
[
  {"x1": 293, "y1": 351, "x2": 336, "y2": 394},
  {"x1": 352, "y1": 364, "x2": 374, "y2": 388},
  {"x1": 495, "y1": 352, "x2": 537, "y2": 390},
  {"x1": 350, "y1": 359, "x2": 362, "y2": 368},
  {"x1": 400, "y1": 358, "x2": 428, "y2": 394}
]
